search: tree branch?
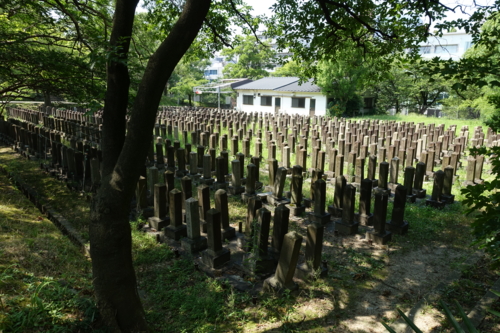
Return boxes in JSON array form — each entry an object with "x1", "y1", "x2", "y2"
[
  {"x1": 204, "y1": 19, "x2": 233, "y2": 49},
  {"x1": 321, "y1": 0, "x2": 397, "y2": 40},
  {"x1": 51, "y1": 0, "x2": 94, "y2": 52},
  {"x1": 228, "y1": 0, "x2": 267, "y2": 47}
]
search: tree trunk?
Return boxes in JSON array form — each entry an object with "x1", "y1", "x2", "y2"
[
  {"x1": 188, "y1": 93, "x2": 192, "y2": 106},
  {"x1": 89, "y1": 0, "x2": 211, "y2": 331},
  {"x1": 43, "y1": 91, "x2": 52, "y2": 106}
]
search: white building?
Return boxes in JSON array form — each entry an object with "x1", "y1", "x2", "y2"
[
  {"x1": 203, "y1": 53, "x2": 231, "y2": 80},
  {"x1": 418, "y1": 31, "x2": 473, "y2": 60},
  {"x1": 234, "y1": 77, "x2": 327, "y2": 116}
]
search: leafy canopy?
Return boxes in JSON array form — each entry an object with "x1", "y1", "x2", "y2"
[{"x1": 222, "y1": 35, "x2": 277, "y2": 79}]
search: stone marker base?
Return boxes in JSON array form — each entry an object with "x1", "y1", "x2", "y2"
[
  {"x1": 441, "y1": 194, "x2": 455, "y2": 205},
  {"x1": 425, "y1": 199, "x2": 446, "y2": 209},
  {"x1": 267, "y1": 195, "x2": 290, "y2": 207},
  {"x1": 474, "y1": 178, "x2": 484, "y2": 185},
  {"x1": 255, "y1": 181, "x2": 263, "y2": 191},
  {"x1": 286, "y1": 204, "x2": 305, "y2": 217},
  {"x1": 164, "y1": 224, "x2": 187, "y2": 240},
  {"x1": 263, "y1": 275, "x2": 298, "y2": 293},
  {"x1": 325, "y1": 171, "x2": 334, "y2": 179},
  {"x1": 366, "y1": 230, "x2": 392, "y2": 245},
  {"x1": 199, "y1": 178, "x2": 214, "y2": 186},
  {"x1": 201, "y1": 248, "x2": 230, "y2": 269},
  {"x1": 175, "y1": 170, "x2": 188, "y2": 178},
  {"x1": 351, "y1": 182, "x2": 361, "y2": 190},
  {"x1": 406, "y1": 194, "x2": 417, "y2": 203},
  {"x1": 148, "y1": 216, "x2": 170, "y2": 231},
  {"x1": 214, "y1": 182, "x2": 228, "y2": 191},
  {"x1": 294, "y1": 263, "x2": 328, "y2": 281},
  {"x1": 327, "y1": 205, "x2": 342, "y2": 218},
  {"x1": 228, "y1": 185, "x2": 245, "y2": 195},
  {"x1": 303, "y1": 198, "x2": 312, "y2": 208},
  {"x1": 388, "y1": 183, "x2": 399, "y2": 192},
  {"x1": 371, "y1": 179, "x2": 379, "y2": 188},
  {"x1": 376, "y1": 188, "x2": 392, "y2": 196},
  {"x1": 222, "y1": 227, "x2": 236, "y2": 240},
  {"x1": 413, "y1": 188, "x2": 427, "y2": 199},
  {"x1": 462, "y1": 181, "x2": 476, "y2": 187},
  {"x1": 201, "y1": 220, "x2": 207, "y2": 233},
  {"x1": 355, "y1": 213, "x2": 374, "y2": 226},
  {"x1": 335, "y1": 221, "x2": 359, "y2": 235},
  {"x1": 181, "y1": 236, "x2": 207, "y2": 253},
  {"x1": 188, "y1": 173, "x2": 201, "y2": 181},
  {"x1": 308, "y1": 212, "x2": 331, "y2": 226},
  {"x1": 386, "y1": 220, "x2": 409, "y2": 235},
  {"x1": 264, "y1": 185, "x2": 273, "y2": 193},
  {"x1": 241, "y1": 192, "x2": 256, "y2": 204},
  {"x1": 425, "y1": 171, "x2": 435, "y2": 179}
]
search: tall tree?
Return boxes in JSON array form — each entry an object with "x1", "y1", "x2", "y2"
[
  {"x1": 169, "y1": 58, "x2": 209, "y2": 105},
  {"x1": 316, "y1": 48, "x2": 372, "y2": 116},
  {"x1": 368, "y1": 60, "x2": 451, "y2": 114},
  {"x1": 221, "y1": 34, "x2": 277, "y2": 79},
  {"x1": 426, "y1": 11, "x2": 500, "y2": 125},
  {"x1": 0, "y1": 0, "x2": 111, "y2": 108},
  {"x1": 89, "y1": 0, "x2": 256, "y2": 331},
  {"x1": 271, "y1": 60, "x2": 303, "y2": 77}
]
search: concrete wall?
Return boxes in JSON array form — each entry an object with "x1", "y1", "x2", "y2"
[
  {"x1": 235, "y1": 90, "x2": 327, "y2": 116},
  {"x1": 419, "y1": 32, "x2": 473, "y2": 61}
]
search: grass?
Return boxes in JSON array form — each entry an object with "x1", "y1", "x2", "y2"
[
  {"x1": 0, "y1": 111, "x2": 498, "y2": 332},
  {"x1": 0, "y1": 147, "x2": 91, "y2": 241},
  {"x1": 0, "y1": 171, "x2": 102, "y2": 332}
]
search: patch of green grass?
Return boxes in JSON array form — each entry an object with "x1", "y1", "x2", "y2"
[
  {"x1": 0, "y1": 147, "x2": 90, "y2": 241},
  {"x1": 0, "y1": 172, "x2": 103, "y2": 332}
]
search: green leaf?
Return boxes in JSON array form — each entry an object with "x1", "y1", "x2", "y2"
[
  {"x1": 396, "y1": 308, "x2": 423, "y2": 333},
  {"x1": 486, "y1": 307, "x2": 500, "y2": 318},
  {"x1": 439, "y1": 300, "x2": 465, "y2": 333},
  {"x1": 454, "y1": 300, "x2": 478, "y2": 333},
  {"x1": 380, "y1": 321, "x2": 398, "y2": 333}
]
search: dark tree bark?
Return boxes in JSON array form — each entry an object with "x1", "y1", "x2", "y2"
[
  {"x1": 89, "y1": 0, "x2": 211, "y2": 331},
  {"x1": 43, "y1": 91, "x2": 52, "y2": 106}
]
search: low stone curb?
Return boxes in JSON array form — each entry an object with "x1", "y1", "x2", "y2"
[
  {"x1": 0, "y1": 149, "x2": 90, "y2": 257},
  {"x1": 462, "y1": 275, "x2": 500, "y2": 329}
]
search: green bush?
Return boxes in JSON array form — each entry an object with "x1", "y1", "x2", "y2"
[{"x1": 461, "y1": 145, "x2": 500, "y2": 267}]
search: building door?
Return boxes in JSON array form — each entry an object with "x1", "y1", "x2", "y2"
[
  {"x1": 309, "y1": 99, "x2": 316, "y2": 116},
  {"x1": 275, "y1": 97, "x2": 281, "y2": 114}
]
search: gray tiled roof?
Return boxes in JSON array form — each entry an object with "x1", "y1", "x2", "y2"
[
  {"x1": 234, "y1": 77, "x2": 320, "y2": 92},
  {"x1": 234, "y1": 77, "x2": 299, "y2": 90},
  {"x1": 279, "y1": 79, "x2": 321, "y2": 92}
]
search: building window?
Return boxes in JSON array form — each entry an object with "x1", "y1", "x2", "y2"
[
  {"x1": 261, "y1": 96, "x2": 272, "y2": 106},
  {"x1": 243, "y1": 95, "x2": 253, "y2": 105},
  {"x1": 205, "y1": 69, "x2": 218, "y2": 76},
  {"x1": 419, "y1": 46, "x2": 432, "y2": 54},
  {"x1": 291, "y1": 97, "x2": 305, "y2": 108},
  {"x1": 435, "y1": 45, "x2": 458, "y2": 53}
]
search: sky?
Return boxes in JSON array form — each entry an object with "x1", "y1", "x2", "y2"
[
  {"x1": 138, "y1": 0, "x2": 493, "y2": 22},
  {"x1": 243, "y1": 0, "x2": 494, "y2": 25}
]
